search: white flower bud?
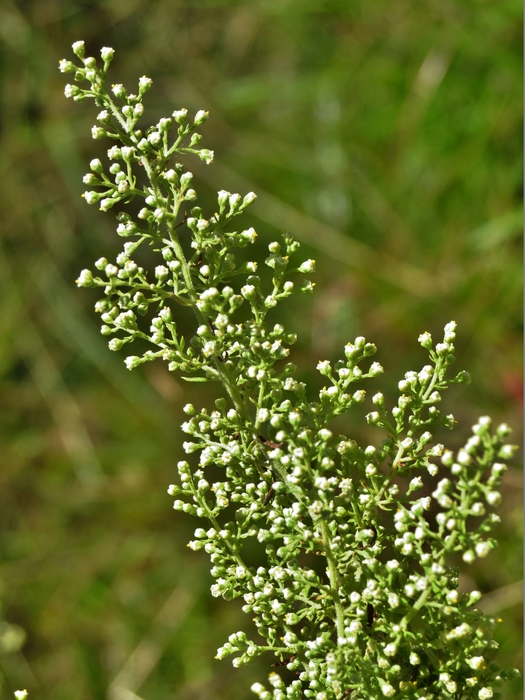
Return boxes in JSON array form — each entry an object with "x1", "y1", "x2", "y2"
[
  {"x1": 76, "y1": 269, "x2": 94, "y2": 287},
  {"x1": 59, "y1": 59, "x2": 76, "y2": 73},
  {"x1": 409, "y1": 476, "x2": 423, "y2": 491},
  {"x1": 242, "y1": 227, "x2": 257, "y2": 243},
  {"x1": 241, "y1": 284, "x2": 256, "y2": 300},
  {"x1": 125, "y1": 356, "x2": 141, "y2": 370},
  {"x1": 173, "y1": 108, "x2": 188, "y2": 123},
  {"x1": 138, "y1": 75, "x2": 152, "y2": 92},
  {"x1": 64, "y1": 84, "x2": 80, "y2": 98},
  {"x1": 467, "y1": 656, "x2": 485, "y2": 671},
  {"x1": 199, "y1": 149, "x2": 214, "y2": 164},
  {"x1": 478, "y1": 689, "x2": 493, "y2": 699},
  {"x1": 486, "y1": 491, "x2": 501, "y2": 507},
  {"x1": 193, "y1": 109, "x2": 209, "y2": 125},
  {"x1": 381, "y1": 683, "x2": 395, "y2": 697},
  {"x1": 366, "y1": 411, "x2": 381, "y2": 425},
  {"x1": 316, "y1": 360, "x2": 331, "y2": 375},
  {"x1": 298, "y1": 259, "x2": 316, "y2": 273},
  {"x1": 148, "y1": 131, "x2": 162, "y2": 145},
  {"x1": 418, "y1": 331, "x2": 433, "y2": 348},
  {"x1": 72, "y1": 40, "x2": 85, "y2": 57},
  {"x1": 257, "y1": 408, "x2": 270, "y2": 423},
  {"x1": 91, "y1": 126, "x2": 106, "y2": 139},
  {"x1": 100, "y1": 46, "x2": 115, "y2": 62},
  {"x1": 475, "y1": 541, "x2": 492, "y2": 558}
]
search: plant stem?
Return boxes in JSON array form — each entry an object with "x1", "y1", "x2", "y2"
[{"x1": 320, "y1": 519, "x2": 346, "y2": 642}]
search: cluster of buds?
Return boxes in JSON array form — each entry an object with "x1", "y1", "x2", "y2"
[{"x1": 63, "y1": 42, "x2": 519, "y2": 700}]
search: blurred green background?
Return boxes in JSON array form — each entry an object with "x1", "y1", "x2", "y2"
[{"x1": 0, "y1": 0, "x2": 522, "y2": 698}]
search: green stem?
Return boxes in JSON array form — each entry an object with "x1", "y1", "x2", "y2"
[
  {"x1": 163, "y1": 215, "x2": 251, "y2": 423},
  {"x1": 320, "y1": 520, "x2": 345, "y2": 642}
]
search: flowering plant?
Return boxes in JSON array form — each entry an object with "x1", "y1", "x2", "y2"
[{"x1": 61, "y1": 41, "x2": 518, "y2": 699}]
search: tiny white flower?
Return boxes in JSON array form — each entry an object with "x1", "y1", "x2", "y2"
[
  {"x1": 59, "y1": 58, "x2": 75, "y2": 73},
  {"x1": 457, "y1": 449, "x2": 471, "y2": 465},
  {"x1": 409, "y1": 476, "x2": 423, "y2": 490},
  {"x1": 315, "y1": 360, "x2": 331, "y2": 376},
  {"x1": 499, "y1": 444, "x2": 515, "y2": 458},
  {"x1": 475, "y1": 541, "x2": 492, "y2": 558},
  {"x1": 381, "y1": 683, "x2": 396, "y2": 697},
  {"x1": 138, "y1": 75, "x2": 153, "y2": 91},
  {"x1": 418, "y1": 331, "x2": 432, "y2": 347},
  {"x1": 72, "y1": 40, "x2": 85, "y2": 56},
  {"x1": 91, "y1": 125, "x2": 105, "y2": 139},
  {"x1": 125, "y1": 356, "x2": 141, "y2": 370},
  {"x1": 298, "y1": 258, "x2": 316, "y2": 273},
  {"x1": 194, "y1": 109, "x2": 209, "y2": 124},
  {"x1": 199, "y1": 148, "x2": 214, "y2": 164},
  {"x1": 148, "y1": 131, "x2": 162, "y2": 145},
  {"x1": 467, "y1": 656, "x2": 485, "y2": 671},
  {"x1": 257, "y1": 408, "x2": 270, "y2": 423},
  {"x1": 76, "y1": 269, "x2": 93, "y2": 287},
  {"x1": 369, "y1": 362, "x2": 384, "y2": 376},
  {"x1": 64, "y1": 84, "x2": 78, "y2": 98},
  {"x1": 100, "y1": 46, "x2": 115, "y2": 61},
  {"x1": 241, "y1": 284, "x2": 256, "y2": 299},
  {"x1": 446, "y1": 590, "x2": 459, "y2": 604},
  {"x1": 414, "y1": 526, "x2": 425, "y2": 540},
  {"x1": 172, "y1": 108, "x2": 188, "y2": 123},
  {"x1": 491, "y1": 462, "x2": 506, "y2": 475},
  {"x1": 486, "y1": 491, "x2": 502, "y2": 507}
]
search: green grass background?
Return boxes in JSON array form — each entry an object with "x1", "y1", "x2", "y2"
[{"x1": 0, "y1": 1, "x2": 522, "y2": 698}]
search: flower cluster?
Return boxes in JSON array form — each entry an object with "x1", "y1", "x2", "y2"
[{"x1": 63, "y1": 43, "x2": 519, "y2": 699}]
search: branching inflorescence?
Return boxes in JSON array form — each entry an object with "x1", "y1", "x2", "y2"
[{"x1": 62, "y1": 42, "x2": 518, "y2": 700}]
